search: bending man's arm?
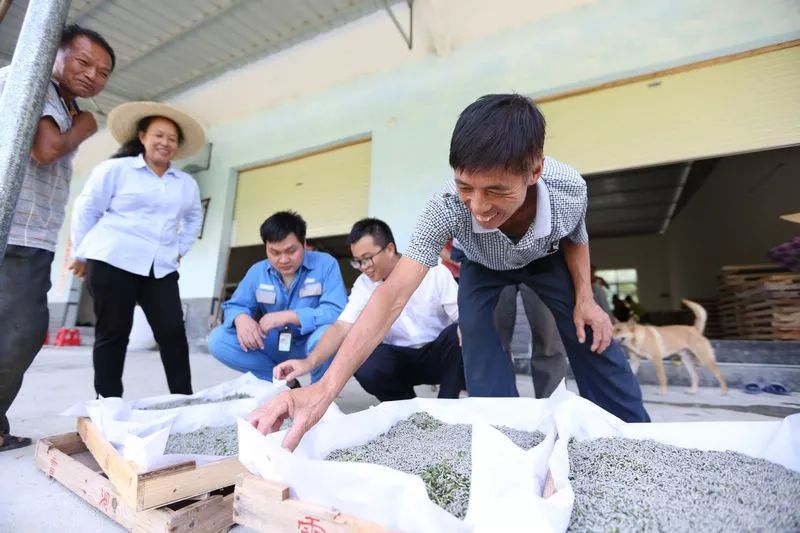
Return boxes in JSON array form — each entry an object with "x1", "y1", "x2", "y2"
[
  {"x1": 562, "y1": 239, "x2": 611, "y2": 353},
  {"x1": 248, "y1": 257, "x2": 429, "y2": 450}
]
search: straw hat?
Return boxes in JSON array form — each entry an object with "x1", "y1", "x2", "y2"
[
  {"x1": 107, "y1": 101, "x2": 206, "y2": 160},
  {"x1": 780, "y1": 212, "x2": 800, "y2": 224}
]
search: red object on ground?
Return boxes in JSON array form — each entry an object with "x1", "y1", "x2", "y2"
[{"x1": 54, "y1": 328, "x2": 81, "y2": 346}]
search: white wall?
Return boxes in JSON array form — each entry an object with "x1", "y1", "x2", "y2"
[{"x1": 48, "y1": 0, "x2": 800, "y2": 303}]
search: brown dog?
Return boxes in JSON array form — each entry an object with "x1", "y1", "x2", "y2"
[{"x1": 612, "y1": 299, "x2": 728, "y2": 395}]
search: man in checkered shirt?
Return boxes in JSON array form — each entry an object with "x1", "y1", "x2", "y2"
[{"x1": 250, "y1": 94, "x2": 650, "y2": 449}]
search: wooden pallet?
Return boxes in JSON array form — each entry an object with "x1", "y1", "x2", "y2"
[
  {"x1": 77, "y1": 416, "x2": 247, "y2": 511},
  {"x1": 35, "y1": 432, "x2": 234, "y2": 532},
  {"x1": 233, "y1": 470, "x2": 559, "y2": 532},
  {"x1": 233, "y1": 473, "x2": 389, "y2": 532},
  {"x1": 718, "y1": 264, "x2": 800, "y2": 340}
]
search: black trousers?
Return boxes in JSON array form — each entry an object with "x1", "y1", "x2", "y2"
[
  {"x1": 354, "y1": 323, "x2": 465, "y2": 401},
  {"x1": 458, "y1": 250, "x2": 650, "y2": 423},
  {"x1": 494, "y1": 284, "x2": 569, "y2": 399},
  {"x1": 0, "y1": 245, "x2": 53, "y2": 434},
  {"x1": 87, "y1": 260, "x2": 192, "y2": 398}
]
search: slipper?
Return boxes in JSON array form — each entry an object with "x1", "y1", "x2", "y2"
[
  {"x1": 743, "y1": 383, "x2": 762, "y2": 394},
  {"x1": 0, "y1": 433, "x2": 32, "y2": 452},
  {"x1": 761, "y1": 383, "x2": 791, "y2": 396}
]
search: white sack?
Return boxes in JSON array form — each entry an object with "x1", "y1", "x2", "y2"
[{"x1": 238, "y1": 394, "x2": 567, "y2": 533}]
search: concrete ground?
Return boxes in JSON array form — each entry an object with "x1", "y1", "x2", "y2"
[{"x1": 1, "y1": 346, "x2": 798, "y2": 532}]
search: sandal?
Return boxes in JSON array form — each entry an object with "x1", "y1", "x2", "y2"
[
  {"x1": 0, "y1": 433, "x2": 32, "y2": 452},
  {"x1": 743, "y1": 383, "x2": 762, "y2": 394},
  {"x1": 761, "y1": 383, "x2": 791, "y2": 396}
]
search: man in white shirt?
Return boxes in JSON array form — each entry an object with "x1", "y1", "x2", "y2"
[{"x1": 273, "y1": 218, "x2": 465, "y2": 400}]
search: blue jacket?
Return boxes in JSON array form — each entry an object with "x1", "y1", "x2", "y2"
[{"x1": 222, "y1": 251, "x2": 347, "y2": 337}]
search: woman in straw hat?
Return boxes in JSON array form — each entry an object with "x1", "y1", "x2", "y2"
[{"x1": 69, "y1": 102, "x2": 205, "y2": 398}]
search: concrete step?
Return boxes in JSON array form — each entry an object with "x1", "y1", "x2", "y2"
[
  {"x1": 633, "y1": 360, "x2": 800, "y2": 392},
  {"x1": 711, "y1": 340, "x2": 800, "y2": 365},
  {"x1": 514, "y1": 357, "x2": 800, "y2": 392}
]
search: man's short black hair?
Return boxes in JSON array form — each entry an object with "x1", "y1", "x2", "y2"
[
  {"x1": 449, "y1": 93, "x2": 546, "y2": 175},
  {"x1": 61, "y1": 24, "x2": 116, "y2": 71},
  {"x1": 260, "y1": 211, "x2": 306, "y2": 244},
  {"x1": 348, "y1": 218, "x2": 396, "y2": 249}
]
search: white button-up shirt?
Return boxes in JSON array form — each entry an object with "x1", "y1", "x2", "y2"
[
  {"x1": 338, "y1": 263, "x2": 459, "y2": 348},
  {"x1": 71, "y1": 155, "x2": 202, "y2": 278}
]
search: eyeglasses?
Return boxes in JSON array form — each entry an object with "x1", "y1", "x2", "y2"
[{"x1": 349, "y1": 246, "x2": 387, "y2": 270}]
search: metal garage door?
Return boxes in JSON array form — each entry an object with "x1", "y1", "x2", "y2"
[
  {"x1": 540, "y1": 44, "x2": 800, "y2": 173},
  {"x1": 232, "y1": 139, "x2": 372, "y2": 247}
]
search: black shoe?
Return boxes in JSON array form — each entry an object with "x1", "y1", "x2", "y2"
[{"x1": 0, "y1": 433, "x2": 32, "y2": 452}]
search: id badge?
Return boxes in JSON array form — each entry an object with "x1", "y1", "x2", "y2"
[{"x1": 278, "y1": 330, "x2": 292, "y2": 352}]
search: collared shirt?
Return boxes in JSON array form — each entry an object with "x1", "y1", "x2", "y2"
[
  {"x1": 222, "y1": 251, "x2": 347, "y2": 337},
  {"x1": 71, "y1": 155, "x2": 202, "y2": 278},
  {"x1": 338, "y1": 263, "x2": 459, "y2": 348},
  {"x1": 0, "y1": 67, "x2": 75, "y2": 252},
  {"x1": 405, "y1": 156, "x2": 589, "y2": 271}
]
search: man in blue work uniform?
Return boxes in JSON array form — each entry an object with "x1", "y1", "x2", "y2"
[{"x1": 208, "y1": 211, "x2": 347, "y2": 384}]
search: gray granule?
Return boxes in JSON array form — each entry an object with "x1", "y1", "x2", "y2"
[
  {"x1": 567, "y1": 437, "x2": 800, "y2": 533},
  {"x1": 165, "y1": 424, "x2": 238, "y2": 456},
  {"x1": 326, "y1": 413, "x2": 545, "y2": 519},
  {"x1": 494, "y1": 426, "x2": 546, "y2": 450},
  {"x1": 164, "y1": 418, "x2": 292, "y2": 456},
  {"x1": 141, "y1": 393, "x2": 253, "y2": 410}
]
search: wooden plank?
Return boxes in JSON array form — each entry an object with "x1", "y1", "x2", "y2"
[
  {"x1": 134, "y1": 493, "x2": 234, "y2": 533},
  {"x1": 46, "y1": 431, "x2": 90, "y2": 455},
  {"x1": 233, "y1": 473, "x2": 388, "y2": 533},
  {"x1": 35, "y1": 436, "x2": 164, "y2": 531},
  {"x1": 77, "y1": 417, "x2": 141, "y2": 509},
  {"x1": 77, "y1": 416, "x2": 245, "y2": 511},
  {"x1": 36, "y1": 434, "x2": 235, "y2": 533},
  {"x1": 543, "y1": 470, "x2": 557, "y2": 498},
  {"x1": 138, "y1": 457, "x2": 246, "y2": 511},
  {"x1": 720, "y1": 263, "x2": 785, "y2": 273}
]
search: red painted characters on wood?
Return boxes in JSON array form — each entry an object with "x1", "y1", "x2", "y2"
[{"x1": 297, "y1": 516, "x2": 326, "y2": 533}]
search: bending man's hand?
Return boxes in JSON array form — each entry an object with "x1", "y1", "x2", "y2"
[
  {"x1": 247, "y1": 383, "x2": 333, "y2": 451},
  {"x1": 273, "y1": 358, "x2": 313, "y2": 381},
  {"x1": 574, "y1": 298, "x2": 612, "y2": 353}
]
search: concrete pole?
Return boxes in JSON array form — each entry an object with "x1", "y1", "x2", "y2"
[{"x1": 0, "y1": 0, "x2": 71, "y2": 261}]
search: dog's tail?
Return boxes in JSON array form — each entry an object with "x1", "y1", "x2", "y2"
[{"x1": 682, "y1": 299, "x2": 707, "y2": 334}]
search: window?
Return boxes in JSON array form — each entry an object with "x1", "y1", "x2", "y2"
[{"x1": 595, "y1": 268, "x2": 638, "y2": 303}]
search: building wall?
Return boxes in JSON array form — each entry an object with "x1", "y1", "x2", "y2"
[{"x1": 47, "y1": 0, "x2": 800, "y2": 334}]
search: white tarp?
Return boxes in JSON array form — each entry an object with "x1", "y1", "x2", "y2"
[
  {"x1": 238, "y1": 394, "x2": 566, "y2": 533},
  {"x1": 238, "y1": 390, "x2": 799, "y2": 533},
  {"x1": 63, "y1": 373, "x2": 343, "y2": 471}
]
